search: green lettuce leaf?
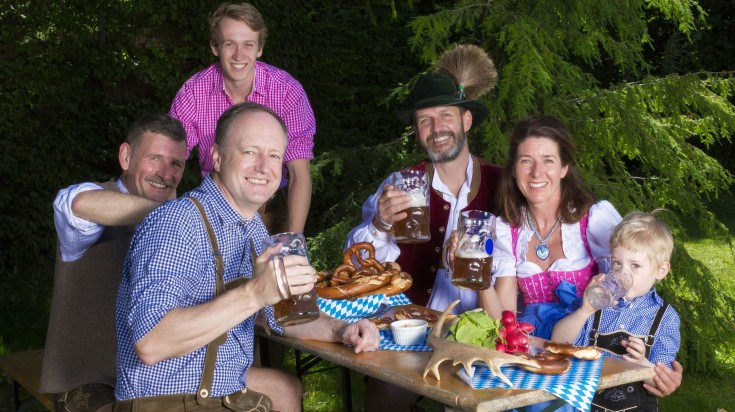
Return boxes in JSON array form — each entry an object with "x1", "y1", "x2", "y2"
[{"x1": 447, "y1": 309, "x2": 501, "y2": 349}]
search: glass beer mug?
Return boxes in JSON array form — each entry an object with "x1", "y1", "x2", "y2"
[
  {"x1": 449, "y1": 210, "x2": 495, "y2": 290},
  {"x1": 585, "y1": 269, "x2": 633, "y2": 311},
  {"x1": 263, "y1": 232, "x2": 320, "y2": 327},
  {"x1": 390, "y1": 170, "x2": 431, "y2": 244}
]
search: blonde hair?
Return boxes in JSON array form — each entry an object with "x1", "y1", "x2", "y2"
[{"x1": 610, "y1": 210, "x2": 674, "y2": 269}]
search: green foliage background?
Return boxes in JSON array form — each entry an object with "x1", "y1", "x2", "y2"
[{"x1": 1, "y1": 0, "x2": 734, "y2": 382}]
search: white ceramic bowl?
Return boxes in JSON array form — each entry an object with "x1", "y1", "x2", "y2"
[{"x1": 390, "y1": 319, "x2": 428, "y2": 346}]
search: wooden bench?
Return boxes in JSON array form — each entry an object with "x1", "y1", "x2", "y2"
[{"x1": 0, "y1": 349, "x2": 54, "y2": 411}]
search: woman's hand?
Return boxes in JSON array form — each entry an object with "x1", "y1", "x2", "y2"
[{"x1": 644, "y1": 360, "x2": 683, "y2": 397}]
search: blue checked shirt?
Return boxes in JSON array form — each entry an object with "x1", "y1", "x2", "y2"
[
  {"x1": 574, "y1": 288, "x2": 680, "y2": 367},
  {"x1": 115, "y1": 176, "x2": 282, "y2": 400}
]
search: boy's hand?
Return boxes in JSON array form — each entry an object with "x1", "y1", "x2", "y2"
[{"x1": 621, "y1": 337, "x2": 653, "y2": 366}]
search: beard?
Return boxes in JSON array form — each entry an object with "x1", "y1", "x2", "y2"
[{"x1": 422, "y1": 128, "x2": 467, "y2": 163}]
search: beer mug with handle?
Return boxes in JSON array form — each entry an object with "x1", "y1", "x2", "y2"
[{"x1": 449, "y1": 210, "x2": 495, "y2": 290}]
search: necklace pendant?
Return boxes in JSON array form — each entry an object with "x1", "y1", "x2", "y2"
[{"x1": 535, "y1": 244, "x2": 550, "y2": 260}]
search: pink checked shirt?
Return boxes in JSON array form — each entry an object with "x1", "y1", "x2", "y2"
[{"x1": 170, "y1": 62, "x2": 316, "y2": 180}]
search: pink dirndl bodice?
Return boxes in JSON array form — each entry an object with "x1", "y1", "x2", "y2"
[{"x1": 512, "y1": 214, "x2": 599, "y2": 305}]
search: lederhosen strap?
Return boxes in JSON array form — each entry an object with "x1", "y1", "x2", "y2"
[
  {"x1": 589, "y1": 300, "x2": 670, "y2": 412},
  {"x1": 188, "y1": 197, "x2": 228, "y2": 405}
]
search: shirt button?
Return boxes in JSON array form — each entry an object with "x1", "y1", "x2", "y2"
[
  {"x1": 548, "y1": 281, "x2": 553, "y2": 285},
  {"x1": 430, "y1": 266, "x2": 437, "y2": 272},
  {"x1": 546, "y1": 273, "x2": 552, "y2": 277},
  {"x1": 443, "y1": 204, "x2": 450, "y2": 211},
  {"x1": 439, "y1": 226, "x2": 446, "y2": 233},
  {"x1": 434, "y1": 247, "x2": 441, "y2": 253}
]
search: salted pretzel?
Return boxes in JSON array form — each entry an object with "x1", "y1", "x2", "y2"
[
  {"x1": 543, "y1": 341, "x2": 602, "y2": 360},
  {"x1": 393, "y1": 307, "x2": 439, "y2": 327},
  {"x1": 514, "y1": 351, "x2": 572, "y2": 375},
  {"x1": 316, "y1": 242, "x2": 412, "y2": 299}
]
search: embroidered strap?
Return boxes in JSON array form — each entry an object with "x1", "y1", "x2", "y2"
[
  {"x1": 590, "y1": 300, "x2": 670, "y2": 358},
  {"x1": 187, "y1": 197, "x2": 229, "y2": 405}
]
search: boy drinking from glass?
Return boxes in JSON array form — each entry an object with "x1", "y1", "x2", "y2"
[{"x1": 552, "y1": 211, "x2": 680, "y2": 411}]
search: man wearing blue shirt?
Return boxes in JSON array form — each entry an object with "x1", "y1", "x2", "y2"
[
  {"x1": 115, "y1": 102, "x2": 379, "y2": 411},
  {"x1": 40, "y1": 113, "x2": 188, "y2": 412}
]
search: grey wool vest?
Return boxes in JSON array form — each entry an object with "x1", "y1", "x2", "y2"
[{"x1": 40, "y1": 180, "x2": 135, "y2": 393}]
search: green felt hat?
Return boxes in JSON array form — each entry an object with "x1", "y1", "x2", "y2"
[{"x1": 395, "y1": 72, "x2": 488, "y2": 129}]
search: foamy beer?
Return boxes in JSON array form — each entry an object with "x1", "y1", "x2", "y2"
[
  {"x1": 391, "y1": 170, "x2": 431, "y2": 243},
  {"x1": 451, "y1": 210, "x2": 495, "y2": 290}
]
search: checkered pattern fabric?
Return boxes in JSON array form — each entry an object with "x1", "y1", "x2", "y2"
[
  {"x1": 318, "y1": 294, "x2": 420, "y2": 350},
  {"x1": 458, "y1": 356, "x2": 604, "y2": 412},
  {"x1": 317, "y1": 293, "x2": 412, "y2": 323},
  {"x1": 379, "y1": 329, "x2": 432, "y2": 352}
]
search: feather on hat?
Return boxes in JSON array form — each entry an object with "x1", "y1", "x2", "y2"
[{"x1": 396, "y1": 44, "x2": 498, "y2": 129}]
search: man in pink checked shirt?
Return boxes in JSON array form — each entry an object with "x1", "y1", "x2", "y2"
[{"x1": 170, "y1": 2, "x2": 315, "y2": 234}]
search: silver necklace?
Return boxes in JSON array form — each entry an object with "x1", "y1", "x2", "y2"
[{"x1": 526, "y1": 213, "x2": 561, "y2": 260}]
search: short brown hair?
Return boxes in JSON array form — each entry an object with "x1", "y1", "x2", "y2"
[
  {"x1": 610, "y1": 210, "x2": 674, "y2": 269},
  {"x1": 126, "y1": 113, "x2": 186, "y2": 152},
  {"x1": 498, "y1": 115, "x2": 596, "y2": 227},
  {"x1": 209, "y1": 3, "x2": 268, "y2": 48}
]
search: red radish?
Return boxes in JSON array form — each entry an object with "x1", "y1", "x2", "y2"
[
  {"x1": 505, "y1": 333, "x2": 527, "y2": 348},
  {"x1": 495, "y1": 342, "x2": 507, "y2": 352},
  {"x1": 501, "y1": 310, "x2": 516, "y2": 326},
  {"x1": 504, "y1": 322, "x2": 519, "y2": 334},
  {"x1": 518, "y1": 322, "x2": 535, "y2": 334},
  {"x1": 498, "y1": 326, "x2": 507, "y2": 339}
]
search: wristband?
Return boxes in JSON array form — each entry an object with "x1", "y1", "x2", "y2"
[{"x1": 372, "y1": 214, "x2": 393, "y2": 232}]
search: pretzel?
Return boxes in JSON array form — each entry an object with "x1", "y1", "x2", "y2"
[
  {"x1": 316, "y1": 273, "x2": 393, "y2": 299},
  {"x1": 393, "y1": 306, "x2": 439, "y2": 326},
  {"x1": 315, "y1": 242, "x2": 412, "y2": 299},
  {"x1": 514, "y1": 351, "x2": 572, "y2": 375},
  {"x1": 543, "y1": 341, "x2": 602, "y2": 360},
  {"x1": 356, "y1": 271, "x2": 413, "y2": 298}
]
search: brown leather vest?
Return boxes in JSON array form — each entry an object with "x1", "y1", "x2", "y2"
[
  {"x1": 397, "y1": 157, "x2": 502, "y2": 306},
  {"x1": 40, "y1": 181, "x2": 135, "y2": 393}
]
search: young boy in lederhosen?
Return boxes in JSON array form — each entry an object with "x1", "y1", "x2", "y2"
[{"x1": 551, "y1": 211, "x2": 681, "y2": 412}]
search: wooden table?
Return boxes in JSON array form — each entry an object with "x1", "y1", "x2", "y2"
[{"x1": 258, "y1": 331, "x2": 655, "y2": 412}]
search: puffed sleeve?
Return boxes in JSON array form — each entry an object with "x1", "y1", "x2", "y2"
[
  {"x1": 586, "y1": 201, "x2": 623, "y2": 274},
  {"x1": 492, "y1": 217, "x2": 517, "y2": 278},
  {"x1": 344, "y1": 175, "x2": 400, "y2": 263}
]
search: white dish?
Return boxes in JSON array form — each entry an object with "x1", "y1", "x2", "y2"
[{"x1": 390, "y1": 319, "x2": 428, "y2": 346}]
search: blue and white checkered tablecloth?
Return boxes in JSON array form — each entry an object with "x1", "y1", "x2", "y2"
[
  {"x1": 317, "y1": 293, "x2": 411, "y2": 323},
  {"x1": 458, "y1": 356, "x2": 604, "y2": 412},
  {"x1": 318, "y1": 293, "x2": 426, "y2": 351}
]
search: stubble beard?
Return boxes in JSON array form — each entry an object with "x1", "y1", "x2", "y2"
[{"x1": 423, "y1": 129, "x2": 467, "y2": 163}]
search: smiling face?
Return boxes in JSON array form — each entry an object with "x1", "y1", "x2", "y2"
[
  {"x1": 513, "y1": 137, "x2": 569, "y2": 210},
  {"x1": 414, "y1": 105, "x2": 471, "y2": 163},
  {"x1": 211, "y1": 110, "x2": 286, "y2": 219},
  {"x1": 119, "y1": 132, "x2": 186, "y2": 202},
  {"x1": 610, "y1": 246, "x2": 670, "y2": 299},
  {"x1": 211, "y1": 17, "x2": 263, "y2": 91}
]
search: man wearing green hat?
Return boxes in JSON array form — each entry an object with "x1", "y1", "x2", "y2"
[
  {"x1": 346, "y1": 45, "x2": 502, "y2": 316},
  {"x1": 346, "y1": 44, "x2": 502, "y2": 411}
]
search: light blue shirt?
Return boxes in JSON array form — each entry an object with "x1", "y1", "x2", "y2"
[{"x1": 53, "y1": 178, "x2": 128, "y2": 262}]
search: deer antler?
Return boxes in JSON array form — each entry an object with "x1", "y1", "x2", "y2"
[{"x1": 422, "y1": 300, "x2": 540, "y2": 388}]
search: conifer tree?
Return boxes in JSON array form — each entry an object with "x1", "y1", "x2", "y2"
[{"x1": 392, "y1": 0, "x2": 735, "y2": 373}]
